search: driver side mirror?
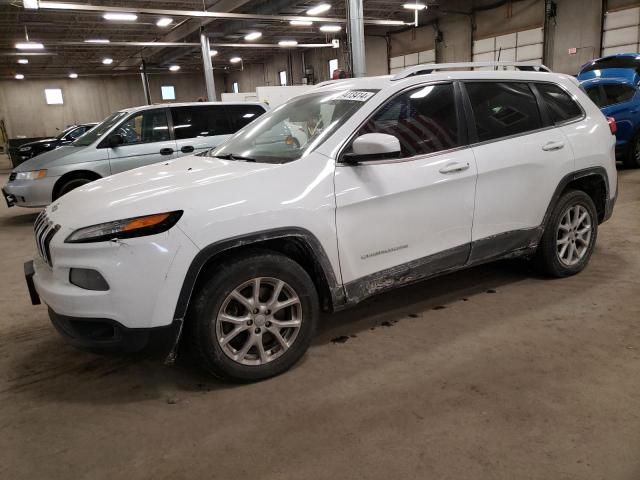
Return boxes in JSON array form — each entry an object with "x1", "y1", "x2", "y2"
[
  {"x1": 342, "y1": 133, "x2": 401, "y2": 164},
  {"x1": 107, "y1": 133, "x2": 124, "y2": 148}
]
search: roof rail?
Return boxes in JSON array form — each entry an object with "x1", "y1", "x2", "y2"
[{"x1": 391, "y1": 61, "x2": 551, "y2": 81}]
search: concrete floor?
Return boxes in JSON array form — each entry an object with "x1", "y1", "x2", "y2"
[{"x1": 1, "y1": 153, "x2": 639, "y2": 480}]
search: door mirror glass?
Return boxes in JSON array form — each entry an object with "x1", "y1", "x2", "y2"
[
  {"x1": 107, "y1": 133, "x2": 124, "y2": 148},
  {"x1": 344, "y1": 133, "x2": 401, "y2": 163}
]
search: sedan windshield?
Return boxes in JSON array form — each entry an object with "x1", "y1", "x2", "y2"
[
  {"x1": 212, "y1": 89, "x2": 379, "y2": 163},
  {"x1": 73, "y1": 111, "x2": 129, "y2": 147}
]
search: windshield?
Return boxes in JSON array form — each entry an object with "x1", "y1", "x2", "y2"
[
  {"x1": 211, "y1": 89, "x2": 379, "y2": 163},
  {"x1": 56, "y1": 125, "x2": 76, "y2": 140},
  {"x1": 73, "y1": 111, "x2": 129, "y2": 147}
]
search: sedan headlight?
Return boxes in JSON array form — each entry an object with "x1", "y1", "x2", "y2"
[
  {"x1": 19, "y1": 146, "x2": 32, "y2": 152},
  {"x1": 15, "y1": 169, "x2": 47, "y2": 180},
  {"x1": 65, "y1": 211, "x2": 183, "y2": 243}
]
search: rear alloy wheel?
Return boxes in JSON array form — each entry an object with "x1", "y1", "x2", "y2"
[
  {"x1": 188, "y1": 252, "x2": 318, "y2": 381},
  {"x1": 533, "y1": 190, "x2": 598, "y2": 277},
  {"x1": 624, "y1": 131, "x2": 640, "y2": 168}
]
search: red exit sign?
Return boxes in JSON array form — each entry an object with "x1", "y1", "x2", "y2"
[{"x1": 568, "y1": 47, "x2": 578, "y2": 55}]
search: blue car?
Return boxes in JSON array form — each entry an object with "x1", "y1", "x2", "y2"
[{"x1": 578, "y1": 53, "x2": 640, "y2": 168}]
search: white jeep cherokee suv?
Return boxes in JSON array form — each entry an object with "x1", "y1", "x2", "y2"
[{"x1": 25, "y1": 63, "x2": 617, "y2": 381}]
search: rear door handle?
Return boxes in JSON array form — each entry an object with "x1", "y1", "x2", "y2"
[
  {"x1": 439, "y1": 162, "x2": 470, "y2": 174},
  {"x1": 180, "y1": 145, "x2": 195, "y2": 153},
  {"x1": 160, "y1": 148, "x2": 174, "y2": 156},
  {"x1": 542, "y1": 141, "x2": 565, "y2": 152}
]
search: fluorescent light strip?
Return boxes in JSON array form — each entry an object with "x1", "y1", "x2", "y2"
[
  {"x1": 15, "y1": 42, "x2": 44, "y2": 50},
  {"x1": 156, "y1": 17, "x2": 173, "y2": 27},
  {"x1": 85, "y1": 38, "x2": 110, "y2": 43},
  {"x1": 69, "y1": 73, "x2": 78, "y2": 78},
  {"x1": 230, "y1": 57, "x2": 242, "y2": 63},
  {"x1": 244, "y1": 31, "x2": 262, "y2": 41},
  {"x1": 169, "y1": 65, "x2": 180, "y2": 71},
  {"x1": 290, "y1": 20, "x2": 313, "y2": 26},
  {"x1": 403, "y1": 3, "x2": 426, "y2": 9},
  {"x1": 103, "y1": 12, "x2": 137, "y2": 21},
  {"x1": 307, "y1": 3, "x2": 331, "y2": 15},
  {"x1": 18, "y1": 58, "x2": 29, "y2": 64},
  {"x1": 102, "y1": 57, "x2": 113, "y2": 64},
  {"x1": 278, "y1": 40, "x2": 298, "y2": 47},
  {"x1": 15, "y1": 74, "x2": 24, "y2": 79},
  {"x1": 320, "y1": 25, "x2": 341, "y2": 32}
]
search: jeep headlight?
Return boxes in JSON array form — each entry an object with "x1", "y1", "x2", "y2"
[
  {"x1": 65, "y1": 211, "x2": 183, "y2": 243},
  {"x1": 15, "y1": 169, "x2": 47, "y2": 180}
]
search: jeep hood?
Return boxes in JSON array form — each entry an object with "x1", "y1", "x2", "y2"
[{"x1": 47, "y1": 155, "x2": 281, "y2": 230}]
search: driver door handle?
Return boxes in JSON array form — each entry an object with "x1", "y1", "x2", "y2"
[
  {"x1": 439, "y1": 162, "x2": 470, "y2": 174},
  {"x1": 180, "y1": 145, "x2": 195, "y2": 153},
  {"x1": 160, "y1": 148, "x2": 174, "y2": 156},
  {"x1": 542, "y1": 141, "x2": 565, "y2": 152}
]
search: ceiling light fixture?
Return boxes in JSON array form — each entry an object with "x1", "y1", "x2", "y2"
[
  {"x1": 69, "y1": 73, "x2": 78, "y2": 79},
  {"x1": 244, "y1": 32, "x2": 262, "y2": 41},
  {"x1": 15, "y1": 42, "x2": 44, "y2": 50},
  {"x1": 103, "y1": 12, "x2": 137, "y2": 21},
  {"x1": 402, "y1": 2, "x2": 427, "y2": 9},
  {"x1": 290, "y1": 20, "x2": 313, "y2": 26},
  {"x1": 23, "y1": 0, "x2": 39, "y2": 9},
  {"x1": 230, "y1": 57, "x2": 242, "y2": 63},
  {"x1": 84, "y1": 38, "x2": 110, "y2": 43},
  {"x1": 169, "y1": 65, "x2": 180, "y2": 71},
  {"x1": 307, "y1": 3, "x2": 331, "y2": 15},
  {"x1": 18, "y1": 58, "x2": 29, "y2": 64},
  {"x1": 320, "y1": 25, "x2": 341, "y2": 32},
  {"x1": 15, "y1": 74, "x2": 24, "y2": 80},
  {"x1": 102, "y1": 57, "x2": 113, "y2": 65},
  {"x1": 210, "y1": 50, "x2": 218, "y2": 56},
  {"x1": 278, "y1": 40, "x2": 298, "y2": 47},
  {"x1": 156, "y1": 17, "x2": 173, "y2": 27}
]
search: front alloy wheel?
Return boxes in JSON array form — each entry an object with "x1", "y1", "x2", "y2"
[
  {"x1": 216, "y1": 277, "x2": 302, "y2": 366},
  {"x1": 188, "y1": 251, "x2": 318, "y2": 381}
]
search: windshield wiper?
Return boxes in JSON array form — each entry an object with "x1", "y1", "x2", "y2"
[{"x1": 214, "y1": 153, "x2": 256, "y2": 162}]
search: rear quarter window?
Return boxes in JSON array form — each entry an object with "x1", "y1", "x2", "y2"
[
  {"x1": 602, "y1": 84, "x2": 636, "y2": 106},
  {"x1": 536, "y1": 83, "x2": 583, "y2": 124}
]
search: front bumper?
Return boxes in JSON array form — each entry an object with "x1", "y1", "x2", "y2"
[
  {"x1": 47, "y1": 307, "x2": 181, "y2": 354},
  {"x1": 2, "y1": 176, "x2": 59, "y2": 208}
]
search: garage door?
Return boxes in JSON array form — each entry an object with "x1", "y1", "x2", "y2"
[
  {"x1": 602, "y1": 7, "x2": 640, "y2": 56},
  {"x1": 472, "y1": 27, "x2": 544, "y2": 70},
  {"x1": 389, "y1": 49, "x2": 436, "y2": 74}
]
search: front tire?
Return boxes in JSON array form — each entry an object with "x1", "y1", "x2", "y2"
[
  {"x1": 187, "y1": 251, "x2": 319, "y2": 382},
  {"x1": 54, "y1": 177, "x2": 93, "y2": 200},
  {"x1": 533, "y1": 190, "x2": 598, "y2": 277}
]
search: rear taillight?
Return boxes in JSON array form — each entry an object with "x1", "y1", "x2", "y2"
[{"x1": 607, "y1": 116, "x2": 617, "y2": 135}]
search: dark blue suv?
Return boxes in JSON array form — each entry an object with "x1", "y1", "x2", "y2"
[{"x1": 578, "y1": 54, "x2": 640, "y2": 168}]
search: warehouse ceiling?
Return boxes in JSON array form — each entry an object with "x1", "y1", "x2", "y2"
[{"x1": 0, "y1": 0, "x2": 465, "y2": 79}]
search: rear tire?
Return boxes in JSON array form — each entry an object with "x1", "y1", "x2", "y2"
[
  {"x1": 54, "y1": 177, "x2": 93, "y2": 200},
  {"x1": 623, "y1": 131, "x2": 640, "y2": 168},
  {"x1": 533, "y1": 190, "x2": 598, "y2": 277},
  {"x1": 187, "y1": 251, "x2": 319, "y2": 382}
]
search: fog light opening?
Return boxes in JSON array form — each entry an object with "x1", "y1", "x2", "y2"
[{"x1": 69, "y1": 268, "x2": 110, "y2": 291}]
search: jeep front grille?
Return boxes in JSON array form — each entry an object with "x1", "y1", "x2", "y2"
[{"x1": 34, "y1": 212, "x2": 60, "y2": 267}]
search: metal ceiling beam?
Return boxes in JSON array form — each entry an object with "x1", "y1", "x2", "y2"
[
  {"x1": 28, "y1": 41, "x2": 334, "y2": 48},
  {"x1": 37, "y1": 2, "x2": 408, "y2": 26}
]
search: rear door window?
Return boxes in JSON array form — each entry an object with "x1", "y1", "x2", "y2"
[
  {"x1": 601, "y1": 84, "x2": 636, "y2": 107},
  {"x1": 536, "y1": 83, "x2": 583, "y2": 124},
  {"x1": 225, "y1": 104, "x2": 267, "y2": 130},
  {"x1": 170, "y1": 106, "x2": 233, "y2": 140},
  {"x1": 465, "y1": 82, "x2": 543, "y2": 142}
]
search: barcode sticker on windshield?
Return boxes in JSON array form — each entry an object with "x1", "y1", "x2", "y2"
[{"x1": 335, "y1": 90, "x2": 375, "y2": 102}]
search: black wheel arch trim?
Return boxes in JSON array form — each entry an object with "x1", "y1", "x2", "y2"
[
  {"x1": 540, "y1": 166, "x2": 612, "y2": 230},
  {"x1": 172, "y1": 227, "x2": 345, "y2": 324}
]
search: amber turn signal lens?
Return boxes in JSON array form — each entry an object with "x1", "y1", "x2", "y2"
[{"x1": 121, "y1": 213, "x2": 171, "y2": 232}]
